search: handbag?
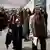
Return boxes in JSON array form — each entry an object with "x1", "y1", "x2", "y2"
[
  {"x1": 29, "y1": 32, "x2": 38, "y2": 46},
  {"x1": 5, "y1": 29, "x2": 12, "y2": 49}
]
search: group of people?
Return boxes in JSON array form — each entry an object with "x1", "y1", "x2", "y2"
[
  {"x1": 0, "y1": 7, "x2": 48, "y2": 50},
  {"x1": 5, "y1": 8, "x2": 32, "y2": 50}
]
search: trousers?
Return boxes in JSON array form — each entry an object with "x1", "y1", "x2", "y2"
[
  {"x1": 32, "y1": 37, "x2": 46, "y2": 50},
  {"x1": 12, "y1": 24, "x2": 22, "y2": 50}
]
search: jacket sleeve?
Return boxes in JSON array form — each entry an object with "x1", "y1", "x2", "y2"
[{"x1": 29, "y1": 15, "x2": 34, "y2": 33}]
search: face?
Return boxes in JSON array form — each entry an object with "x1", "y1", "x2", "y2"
[
  {"x1": 35, "y1": 9, "x2": 40, "y2": 14},
  {"x1": 22, "y1": 8, "x2": 25, "y2": 12},
  {"x1": 26, "y1": 8, "x2": 30, "y2": 12}
]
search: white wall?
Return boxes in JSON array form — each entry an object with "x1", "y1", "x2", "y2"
[
  {"x1": 46, "y1": 0, "x2": 50, "y2": 30},
  {"x1": 0, "y1": 4, "x2": 20, "y2": 8},
  {"x1": 46, "y1": 0, "x2": 50, "y2": 35},
  {"x1": 0, "y1": 0, "x2": 30, "y2": 8},
  {"x1": 24, "y1": 0, "x2": 34, "y2": 12}
]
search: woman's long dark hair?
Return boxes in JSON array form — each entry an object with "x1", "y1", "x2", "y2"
[
  {"x1": 33, "y1": 8, "x2": 35, "y2": 14},
  {"x1": 35, "y1": 10, "x2": 42, "y2": 21},
  {"x1": 26, "y1": 8, "x2": 32, "y2": 16},
  {"x1": 39, "y1": 11, "x2": 42, "y2": 20}
]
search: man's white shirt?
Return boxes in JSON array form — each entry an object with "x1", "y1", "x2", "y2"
[
  {"x1": 29, "y1": 14, "x2": 38, "y2": 46},
  {"x1": 29, "y1": 15, "x2": 34, "y2": 33}
]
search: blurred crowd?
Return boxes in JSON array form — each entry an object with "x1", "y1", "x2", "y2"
[
  {"x1": 0, "y1": 7, "x2": 32, "y2": 37},
  {"x1": 0, "y1": 6, "x2": 48, "y2": 50},
  {"x1": 0, "y1": 6, "x2": 48, "y2": 40}
]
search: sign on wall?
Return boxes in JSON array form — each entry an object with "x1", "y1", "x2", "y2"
[{"x1": 34, "y1": 0, "x2": 46, "y2": 9}]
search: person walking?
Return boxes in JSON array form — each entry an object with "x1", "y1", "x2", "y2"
[
  {"x1": 15, "y1": 9, "x2": 24, "y2": 50},
  {"x1": 29, "y1": 8, "x2": 47, "y2": 50}
]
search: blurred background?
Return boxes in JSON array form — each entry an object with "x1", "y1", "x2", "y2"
[{"x1": 0, "y1": 0, "x2": 50, "y2": 50}]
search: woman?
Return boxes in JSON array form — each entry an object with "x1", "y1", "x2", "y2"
[{"x1": 29, "y1": 8, "x2": 46, "y2": 50}]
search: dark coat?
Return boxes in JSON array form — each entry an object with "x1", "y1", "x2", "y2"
[
  {"x1": 5, "y1": 31, "x2": 12, "y2": 45},
  {"x1": 0, "y1": 12, "x2": 8, "y2": 30},
  {"x1": 19, "y1": 11, "x2": 24, "y2": 25},
  {"x1": 32, "y1": 14, "x2": 47, "y2": 38}
]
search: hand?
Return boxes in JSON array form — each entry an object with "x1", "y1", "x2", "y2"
[
  {"x1": 29, "y1": 33, "x2": 34, "y2": 40},
  {"x1": 9, "y1": 29, "x2": 12, "y2": 33},
  {"x1": 15, "y1": 19, "x2": 19, "y2": 23},
  {"x1": 16, "y1": 19, "x2": 18, "y2": 22}
]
